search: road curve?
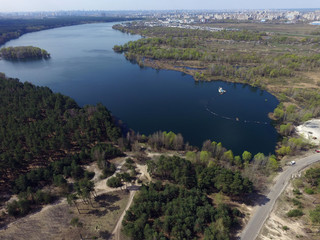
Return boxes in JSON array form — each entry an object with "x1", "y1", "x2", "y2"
[{"x1": 240, "y1": 152, "x2": 320, "y2": 240}]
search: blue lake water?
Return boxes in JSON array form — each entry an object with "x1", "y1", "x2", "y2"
[{"x1": 0, "y1": 22, "x2": 279, "y2": 155}]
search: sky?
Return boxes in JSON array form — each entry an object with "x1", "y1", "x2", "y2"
[{"x1": 0, "y1": 0, "x2": 319, "y2": 12}]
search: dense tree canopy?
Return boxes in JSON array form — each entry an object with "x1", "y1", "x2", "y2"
[
  {"x1": 0, "y1": 75, "x2": 121, "y2": 192},
  {"x1": 147, "y1": 155, "x2": 253, "y2": 197},
  {"x1": 123, "y1": 182, "x2": 241, "y2": 240}
]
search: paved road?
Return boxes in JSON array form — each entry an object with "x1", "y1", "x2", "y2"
[{"x1": 240, "y1": 152, "x2": 320, "y2": 240}]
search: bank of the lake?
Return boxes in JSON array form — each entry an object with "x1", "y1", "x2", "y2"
[{"x1": 0, "y1": 22, "x2": 279, "y2": 155}]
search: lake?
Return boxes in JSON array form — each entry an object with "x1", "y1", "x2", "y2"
[{"x1": 0, "y1": 22, "x2": 279, "y2": 155}]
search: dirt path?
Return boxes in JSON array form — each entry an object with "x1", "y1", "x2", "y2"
[
  {"x1": 109, "y1": 160, "x2": 151, "y2": 240},
  {"x1": 111, "y1": 190, "x2": 136, "y2": 240},
  {"x1": 93, "y1": 159, "x2": 126, "y2": 195},
  {"x1": 0, "y1": 154, "x2": 152, "y2": 240},
  {"x1": 0, "y1": 157, "x2": 129, "y2": 239}
]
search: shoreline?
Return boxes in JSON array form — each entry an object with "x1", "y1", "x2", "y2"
[{"x1": 0, "y1": 17, "x2": 141, "y2": 48}]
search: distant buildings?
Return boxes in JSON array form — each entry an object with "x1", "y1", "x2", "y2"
[
  {"x1": 310, "y1": 21, "x2": 320, "y2": 25},
  {"x1": 1, "y1": 9, "x2": 320, "y2": 23}
]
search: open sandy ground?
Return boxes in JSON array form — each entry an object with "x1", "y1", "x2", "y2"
[{"x1": 296, "y1": 118, "x2": 320, "y2": 146}]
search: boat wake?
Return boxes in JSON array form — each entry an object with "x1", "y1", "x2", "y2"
[{"x1": 205, "y1": 106, "x2": 268, "y2": 125}]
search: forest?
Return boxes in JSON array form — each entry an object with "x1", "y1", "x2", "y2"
[
  {"x1": 122, "y1": 155, "x2": 252, "y2": 240},
  {"x1": 0, "y1": 74, "x2": 121, "y2": 194},
  {"x1": 0, "y1": 46, "x2": 50, "y2": 60},
  {"x1": 123, "y1": 182, "x2": 242, "y2": 240}
]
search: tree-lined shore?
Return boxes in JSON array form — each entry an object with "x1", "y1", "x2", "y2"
[{"x1": 0, "y1": 46, "x2": 50, "y2": 60}]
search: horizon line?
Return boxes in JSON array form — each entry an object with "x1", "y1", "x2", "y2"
[{"x1": 1, "y1": 8, "x2": 320, "y2": 14}]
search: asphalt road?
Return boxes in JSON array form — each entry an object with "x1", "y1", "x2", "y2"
[{"x1": 240, "y1": 152, "x2": 320, "y2": 240}]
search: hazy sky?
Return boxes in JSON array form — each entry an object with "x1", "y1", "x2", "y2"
[{"x1": 1, "y1": 0, "x2": 319, "y2": 12}]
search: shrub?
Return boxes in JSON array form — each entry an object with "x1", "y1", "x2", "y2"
[
  {"x1": 70, "y1": 217, "x2": 83, "y2": 227},
  {"x1": 107, "y1": 177, "x2": 122, "y2": 188},
  {"x1": 310, "y1": 206, "x2": 320, "y2": 223},
  {"x1": 305, "y1": 188, "x2": 314, "y2": 194},
  {"x1": 293, "y1": 189, "x2": 302, "y2": 195},
  {"x1": 84, "y1": 171, "x2": 95, "y2": 180},
  {"x1": 287, "y1": 209, "x2": 303, "y2": 218},
  {"x1": 34, "y1": 190, "x2": 53, "y2": 205},
  {"x1": 292, "y1": 198, "x2": 303, "y2": 209},
  {"x1": 282, "y1": 226, "x2": 289, "y2": 231},
  {"x1": 7, "y1": 200, "x2": 20, "y2": 217},
  {"x1": 101, "y1": 163, "x2": 116, "y2": 179},
  {"x1": 126, "y1": 158, "x2": 134, "y2": 164}
]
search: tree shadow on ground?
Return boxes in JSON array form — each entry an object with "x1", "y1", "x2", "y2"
[
  {"x1": 240, "y1": 191, "x2": 270, "y2": 207},
  {"x1": 99, "y1": 230, "x2": 111, "y2": 239},
  {"x1": 83, "y1": 193, "x2": 122, "y2": 216},
  {"x1": 95, "y1": 193, "x2": 120, "y2": 206},
  {"x1": 87, "y1": 208, "x2": 108, "y2": 217}
]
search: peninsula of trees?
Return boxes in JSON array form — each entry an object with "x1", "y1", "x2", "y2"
[
  {"x1": 0, "y1": 73, "x2": 121, "y2": 193},
  {"x1": 0, "y1": 46, "x2": 50, "y2": 60}
]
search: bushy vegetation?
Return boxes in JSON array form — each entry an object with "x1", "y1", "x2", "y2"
[
  {"x1": 305, "y1": 167, "x2": 320, "y2": 187},
  {"x1": 310, "y1": 206, "x2": 320, "y2": 224},
  {"x1": 287, "y1": 209, "x2": 304, "y2": 218},
  {"x1": 0, "y1": 46, "x2": 50, "y2": 60}
]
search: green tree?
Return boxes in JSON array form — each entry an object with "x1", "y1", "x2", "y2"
[
  {"x1": 200, "y1": 151, "x2": 211, "y2": 164},
  {"x1": 107, "y1": 176, "x2": 122, "y2": 188},
  {"x1": 242, "y1": 151, "x2": 252, "y2": 163}
]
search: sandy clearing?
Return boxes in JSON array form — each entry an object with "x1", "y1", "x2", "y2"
[
  {"x1": 0, "y1": 157, "x2": 129, "y2": 240},
  {"x1": 296, "y1": 118, "x2": 320, "y2": 145}
]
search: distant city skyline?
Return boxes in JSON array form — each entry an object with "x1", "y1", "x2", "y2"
[{"x1": 0, "y1": 0, "x2": 319, "y2": 12}]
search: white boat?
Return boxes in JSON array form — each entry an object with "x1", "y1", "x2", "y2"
[{"x1": 218, "y1": 87, "x2": 226, "y2": 94}]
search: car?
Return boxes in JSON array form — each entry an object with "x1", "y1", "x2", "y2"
[
  {"x1": 315, "y1": 149, "x2": 320, "y2": 153},
  {"x1": 290, "y1": 161, "x2": 296, "y2": 165}
]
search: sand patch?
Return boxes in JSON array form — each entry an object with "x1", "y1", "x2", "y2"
[{"x1": 296, "y1": 119, "x2": 320, "y2": 145}]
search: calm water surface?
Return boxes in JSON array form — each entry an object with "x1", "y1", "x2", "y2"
[{"x1": 0, "y1": 22, "x2": 279, "y2": 155}]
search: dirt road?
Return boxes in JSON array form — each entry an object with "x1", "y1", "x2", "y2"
[
  {"x1": 111, "y1": 190, "x2": 136, "y2": 240},
  {"x1": 240, "y1": 152, "x2": 320, "y2": 240}
]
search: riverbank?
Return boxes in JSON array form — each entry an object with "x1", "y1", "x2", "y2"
[
  {"x1": 0, "y1": 17, "x2": 141, "y2": 47},
  {"x1": 0, "y1": 22, "x2": 278, "y2": 155},
  {"x1": 115, "y1": 22, "x2": 320, "y2": 127},
  {"x1": 114, "y1": 22, "x2": 320, "y2": 161},
  {"x1": 135, "y1": 53, "x2": 320, "y2": 104}
]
